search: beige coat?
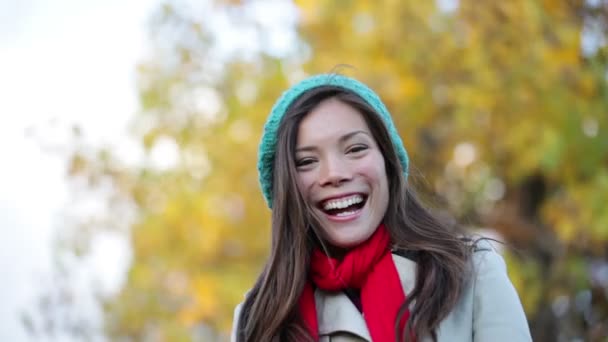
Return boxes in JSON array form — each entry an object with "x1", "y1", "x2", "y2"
[{"x1": 231, "y1": 243, "x2": 532, "y2": 341}]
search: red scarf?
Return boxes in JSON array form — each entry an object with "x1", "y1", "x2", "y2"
[{"x1": 298, "y1": 225, "x2": 411, "y2": 341}]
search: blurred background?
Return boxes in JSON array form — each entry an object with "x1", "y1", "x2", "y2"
[{"x1": 1, "y1": 0, "x2": 607, "y2": 341}]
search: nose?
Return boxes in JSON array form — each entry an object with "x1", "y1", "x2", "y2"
[{"x1": 318, "y1": 155, "x2": 351, "y2": 187}]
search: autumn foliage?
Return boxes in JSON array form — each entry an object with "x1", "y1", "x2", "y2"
[{"x1": 57, "y1": 1, "x2": 608, "y2": 341}]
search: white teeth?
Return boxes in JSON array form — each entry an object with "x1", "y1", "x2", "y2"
[
  {"x1": 336, "y1": 210, "x2": 357, "y2": 217},
  {"x1": 323, "y1": 195, "x2": 364, "y2": 210}
]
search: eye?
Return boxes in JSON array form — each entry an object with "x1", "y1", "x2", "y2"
[
  {"x1": 347, "y1": 144, "x2": 368, "y2": 154},
  {"x1": 295, "y1": 157, "x2": 316, "y2": 168}
]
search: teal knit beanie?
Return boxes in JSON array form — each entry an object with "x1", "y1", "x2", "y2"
[{"x1": 258, "y1": 74, "x2": 409, "y2": 208}]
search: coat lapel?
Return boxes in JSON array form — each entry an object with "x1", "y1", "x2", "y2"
[
  {"x1": 314, "y1": 288, "x2": 372, "y2": 340},
  {"x1": 391, "y1": 254, "x2": 417, "y2": 295}
]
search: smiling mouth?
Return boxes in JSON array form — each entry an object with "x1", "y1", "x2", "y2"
[{"x1": 319, "y1": 194, "x2": 368, "y2": 217}]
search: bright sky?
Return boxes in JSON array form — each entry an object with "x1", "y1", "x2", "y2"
[
  {"x1": 0, "y1": 0, "x2": 301, "y2": 339},
  {"x1": 0, "y1": 0, "x2": 158, "y2": 340}
]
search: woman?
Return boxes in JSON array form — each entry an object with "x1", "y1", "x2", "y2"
[{"x1": 231, "y1": 74, "x2": 531, "y2": 341}]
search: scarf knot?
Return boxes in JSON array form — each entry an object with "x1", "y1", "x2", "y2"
[{"x1": 310, "y1": 225, "x2": 390, "y2": 291}]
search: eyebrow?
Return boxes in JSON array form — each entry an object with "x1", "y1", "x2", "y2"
[{"x1": 295, "y1": 130, "x2": 371, "y2": 153}]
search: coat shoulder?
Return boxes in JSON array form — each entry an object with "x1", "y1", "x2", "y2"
[
  {"x1": 230, "y1": 291, "x2": 250, "y2": 342},
  {"x1": 467, "y1": 239, "x2": 533, "y2": 342}
]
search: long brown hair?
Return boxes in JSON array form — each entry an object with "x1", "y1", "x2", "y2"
[{"x1": 236, "y1": 86, "x2": 472, "y2": 341}]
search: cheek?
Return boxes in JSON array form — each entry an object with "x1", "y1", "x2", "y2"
[
  {"x1": 296, "y1": 172, "x2": 315, "y2": 198},
  {"x1": 365, "y1": 162, "x2": 390, "y2": 206},
  {"x1": 360, "y1": 156, "x2": 388, "y2": 185},
  {"x1": 371, "y1": 169, "x2": 389, "y2": 198}
]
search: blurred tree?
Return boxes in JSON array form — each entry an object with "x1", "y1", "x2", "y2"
[
  {"x1": 295, "y1": 1, "x2": 608, "y2": 339},
  {"x1": 34, "y1": 0, "x2": 608, "y2": 341}
]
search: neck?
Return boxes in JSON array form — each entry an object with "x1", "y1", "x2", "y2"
[{"x1": 324, "y1": 243, "x2": 349, "y2": 260}]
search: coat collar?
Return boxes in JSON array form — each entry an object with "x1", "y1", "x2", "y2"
[
  {"x1": 314, "y1": 288, "x2": 371, "y2": 340},
  {"x1": 313, "y1": 254, "x2": 417, "y2": 340}
]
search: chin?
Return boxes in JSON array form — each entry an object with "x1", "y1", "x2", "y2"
[{"x1": 328, "y1": 230, "x2": 373, "y2": 249}]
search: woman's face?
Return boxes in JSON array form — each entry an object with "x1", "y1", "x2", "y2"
[{"x1": 295, "y1": 97, "x2": 389, "y2": 250}]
